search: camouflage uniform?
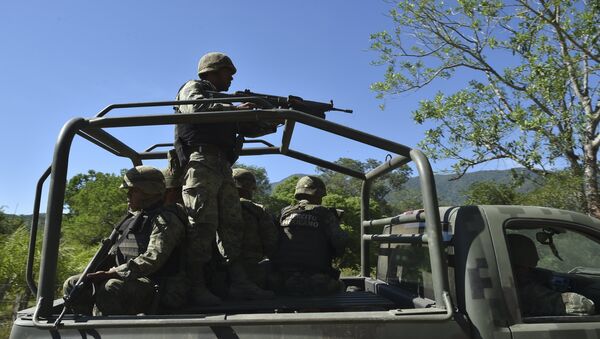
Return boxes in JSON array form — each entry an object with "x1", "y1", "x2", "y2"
[
  {"x1": 239, "y1": 197, "x2": 278, "y2": 287},
  {"x1": 508, "y1": 233, "x2": 595, "y2": 316},
  {"x1": 63, "y1": 166, "x2": 188, "y2": 315},
  {"x1": 515, "y1": 269, "x2": 567, "y2": 317},
  {"x1": 271, "y1": 176, "x2": 349, "y2": 296},
  {"x1": 515, "y1": 269, "x2": 594, "y2": 316},
  {"x1": 174, "y1": 53, "x2": 275, "y2": 304}
]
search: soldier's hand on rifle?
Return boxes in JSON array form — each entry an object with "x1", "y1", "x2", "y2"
[
  {"x1": 236, "y1": 102, "x2": 257, "y2": 110},
  {"x1": 86, "y1": 269, "x2": 119, "y2": 283}
]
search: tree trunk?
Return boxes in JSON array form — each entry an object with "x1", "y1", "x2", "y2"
[{"x1": 583, "y1": 145, "x2": 600, "y2": 218}]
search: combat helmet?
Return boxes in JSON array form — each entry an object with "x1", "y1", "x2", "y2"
[
  {"x1": 232, "y1": 168, "x2": 257, "y2": 191},
  {"x1": 120, "y1": 166, "x2": 166, "y2": 196},
  {"x1": 198, "y1": 52, "x2": 237, "y2": 76},
  {"x1": 294, "y1": 176, "x2": 326, "y2": 199},
  {"x1": 161, "y1": 168, "x2": 182, "y2": 189}
]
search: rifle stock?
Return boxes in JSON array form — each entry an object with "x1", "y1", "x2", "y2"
[{"x1": 53, "y1": 215, "x2": 128, "y2": 327}]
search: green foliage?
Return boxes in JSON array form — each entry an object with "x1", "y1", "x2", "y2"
[
  {"x1": 463, "y1": 181, "x2": 522, "y2": 205},
  {"x1": 371, "y1": 0, "x2": 600, "y2": 215},
  {"x1": 232, "y1": 163, "x2": 272, "y2": 202},
  {"x1": 0, "y1": 207, "x2": 24, "y2": 236},
  {"x1": 317, "y1": 158, "x2": 412, "y2": 215},
  {"x1": 323, "y1": 193, "x2": 381, "y2": 272},
  {"x1": 267, "y1": 175, "x2": 301, "y2": 216},
  {"x1": 63, "y1": 170, "x2": 126, "y2": 245},
  {"x1": 393, "y1": 188, "x2": 425, "y2": 212},
  {"x1": 520, "y1": 171, "x2": 586, "y2": 212}
]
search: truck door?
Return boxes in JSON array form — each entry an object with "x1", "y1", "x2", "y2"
[{"x1": 499, "y1": 219, "x2": 600, "y2": 338}]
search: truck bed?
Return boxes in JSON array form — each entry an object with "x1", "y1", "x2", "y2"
[{"x1": 182, "y1": 291, "x2": 396, "y2": 315}]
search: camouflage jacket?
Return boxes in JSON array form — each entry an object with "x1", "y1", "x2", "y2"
[
  {"x1": 174, "y1": 80, "x2": 276, "y2": 164},
  {"x1": 111, "y1": 207, "x2": 186, "y2": 281},
  {"x1": 239, "y1": 198, "x2": 278, "y2": 263}
]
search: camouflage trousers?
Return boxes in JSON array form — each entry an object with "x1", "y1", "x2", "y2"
[
  {"x1": 63, "y1": 274, "x2": 189, "y2": 315},
  {"x1": 182, "y1": 151, "x2": 244, "y2": 290},
  {"x1": 62, "y1": 274, "x2": 156, "y2": 315}
]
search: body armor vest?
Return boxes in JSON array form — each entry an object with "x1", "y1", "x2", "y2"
[
  {"x1": 174, "y1": 80, "x2": 239, "y2": 164},
  {"x1": 114, "y1": 208, "x2": 183, "y2": 279},
  {"x1": 276, "y1": 203, "x2": 333, "y2": 274}
]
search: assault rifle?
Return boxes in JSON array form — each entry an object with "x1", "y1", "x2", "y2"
[
  {"x1": 53, "y1": 215, "x2": 129, "y2": 328},
  {"x1": 207, "y1": 89, "x2": 353, "y2": 119}
]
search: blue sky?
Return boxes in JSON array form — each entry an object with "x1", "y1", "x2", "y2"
[{"x1": 0, "y1": 0, "x2": 514, "y2": 215}]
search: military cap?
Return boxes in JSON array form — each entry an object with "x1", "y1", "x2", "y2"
[
  {"x1": 198, "y1": 52, "x2": 237, "y2": 76},
  {"x1": 161, "y1": 168, "x2": 182, "y2": 189},
  {"x1": 294, "y1": 176, "x2": 326, "y2": 199},
  {"x1": 120, "y1": 166, "x2": 166, "y2": 196},
  {"x1": 232, "y1": 168, "x2": 257, "y2": 191}
]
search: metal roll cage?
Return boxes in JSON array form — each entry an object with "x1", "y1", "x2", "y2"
[{"x1": 26, "y1": 96, "x2": 449, "y2": 321}]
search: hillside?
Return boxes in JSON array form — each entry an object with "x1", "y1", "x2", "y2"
[
  {"x1": 395, "y1": 168, "x2": 539, "y2": 206},
  {"x1": 270, "y1": 168, "x2": 539, "y2": 207}
]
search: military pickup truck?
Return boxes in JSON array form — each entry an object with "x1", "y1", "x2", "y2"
[{"x1": 10, "y1": 96, "x2": 600, "y2": 338}]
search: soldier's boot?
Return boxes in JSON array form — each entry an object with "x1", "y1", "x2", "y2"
[
  {"x1": 190, "y1": 269, "x2": 222, "y2": 306},
  {"x1": 228, "y1": 262, "x2": 275, "y2": 300}
]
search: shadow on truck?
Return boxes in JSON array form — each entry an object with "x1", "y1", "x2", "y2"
[{"x1": 10, "y1": 96, "x2": 600, "y2": 338}]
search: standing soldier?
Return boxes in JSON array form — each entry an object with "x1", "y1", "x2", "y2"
[
  {"x1": 272, "y1": 176, "x2": 349, "y2": 296},
  {"x1": 174, "y1": 52, "x2": 277, "y2": 305},
  {"x1": 62, "y1": 166, "x2": 188, "y2": 315},
  {"x1": 232, "y1": 168, "x2": 278, "y2": 290}
]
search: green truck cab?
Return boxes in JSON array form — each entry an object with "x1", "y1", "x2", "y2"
[{"x1": 10, "y1": 96, "x2": 600, "y2": 338}]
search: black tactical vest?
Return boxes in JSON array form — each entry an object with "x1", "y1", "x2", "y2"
[
  {"x1": 275, "y1": 202, "x2": 333, "y2": 274},
  {"x1": 174, "y1": 80, "x2": 239, "y2": 163},
  {"x1": 114, "y1": 208, "x2": 182, "y2": 279}
]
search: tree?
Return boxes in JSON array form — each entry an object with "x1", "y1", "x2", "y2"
[
  {"x1": 0, "y1": 207, "x2": 23, "y2": 236},
  {"x1": 371, "y1": 0, "x2": 600, "y2": 216},
  {"x1": 520, "y1": 170, "x2": 586, "y2": 212},
  {"x1": 232, "y1": 163, "x2": 272, "y2": 202},
  {"x1": 463, "y1": 181, "x2": 521, "y2": 205},
  {"x1": 268, "y1": 175, "x2": 302, "y2": 216},
  {"x1": 63, "y1": 170, "x2": 126, "y2": 245},
  {"x1": 317, "y1": 158, "x2": 412, "y2": 215}
]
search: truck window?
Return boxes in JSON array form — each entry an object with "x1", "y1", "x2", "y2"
[
  {"x1": 377, "y1": 222, "x2": 455, "y2": 302},
  {"x1": 505, "y1": 226, "x2": 600, "y2": 318}
]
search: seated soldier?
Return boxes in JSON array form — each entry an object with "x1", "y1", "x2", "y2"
[
  {"x1": 270, "y1": 176, "x2": 349, "y2": 296},
  {"x1": 63, "y1": 166, "x2": 189, "y2": 315},
  {"x1": 232, "y1": 168, "x2": 278, "y2": 289},
  {"x1": 507, "y1": 233, "x2": 594, "y2": 317},
  {"x1": 162, "y1": 166, "x2": 184, "y2": 206}
]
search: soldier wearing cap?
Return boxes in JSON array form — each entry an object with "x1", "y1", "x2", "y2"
[
  {"x1": 62, "y1": 166, "x2": 188, "y2": 315},
  {"x1": 507, "y1": 233, "x2": 595, "y2": 316},
  {"x1": 162, "y1": 167, "x2": 183, "y2": 206},
  {"x1": 232, "y1": 168, "x2": 278, "y2": 290},
  {"x1": 271, "y1": 176, "x2": 349, "y2": 296},
  {"x1": 174, "y1": 52, "x2": 276, "y2": 304}
]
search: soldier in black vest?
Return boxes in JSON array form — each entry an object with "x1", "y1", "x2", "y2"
[
  {"x1": 62, "y1": 166, "x2": 188, "y2": 315},
  {"x1": 174, "y1": 52, "x2": 278, "y2": 305},
  {"x1": 271, "y1": 176, "x2": 349, "y2": 296}
]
